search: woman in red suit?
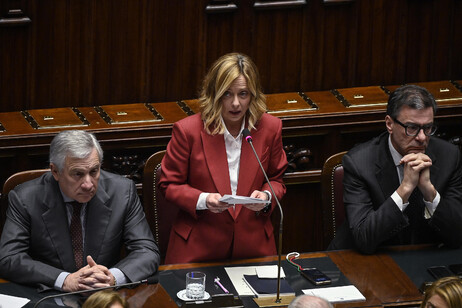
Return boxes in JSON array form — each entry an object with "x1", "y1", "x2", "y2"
[{"x1": 159, "y1": 53, "x2": 288, "y2": 264}]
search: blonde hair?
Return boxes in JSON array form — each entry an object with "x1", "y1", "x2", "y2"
[
  {"x1": 421, "y1": 276, "x2": 462, "y2": 308},
  {"x1": 82, "y1": 290, "x2": 129, "y2": 308},
  {"x1": 199, "y1": 52, "x2": 267, "y2": 135}
]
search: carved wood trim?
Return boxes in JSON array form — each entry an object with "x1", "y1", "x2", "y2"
[
  {"x1": 205, "y1": 1, "x2": 238, "y2": 13},
  {"x1": 253, "y1": 0, "x2": 307, "y2": 9},
  {"x1": 323, "y1": 0, "x2": 355, "y2": 4},
  {"x1": 0, "y1": 9, "x2": 31, "y2": 27}
]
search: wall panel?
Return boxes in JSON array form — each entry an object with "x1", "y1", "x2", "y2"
[{"x1": 1, "y1": 0, "x2": 461, "y2": 112}]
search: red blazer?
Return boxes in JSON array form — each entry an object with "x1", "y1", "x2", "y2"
[{"x1": 159, "y1": 113, "x2": 287, "y2": 264}]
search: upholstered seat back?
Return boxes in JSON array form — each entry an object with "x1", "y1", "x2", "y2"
[
  {"x1": 332, "y1": 164, "x2": 345, "y2": 228},
  {"x1": 143, "y1": 150, "x2": 178, "y2": 263},
  {"x1": 1, "y1": 169, "x2": 50, "y2": 238},
  {"x1": 321, "y1": 152, "x2": 347, "y2": 249}
]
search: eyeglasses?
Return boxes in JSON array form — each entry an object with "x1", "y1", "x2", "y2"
[{"x1": 393, "y1": 118, "x2": 437, "y2": 136}]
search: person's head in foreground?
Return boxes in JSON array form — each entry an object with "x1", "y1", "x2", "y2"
[
  {"x1": 421, "y1": 276, "x2": 462, "y2": 308},
  {"x1": 82, "y1": 290, "x2": 129, "y2": 308},
  {"x1": 288, "y1": 294, "x2": 333, "y2": 308}
]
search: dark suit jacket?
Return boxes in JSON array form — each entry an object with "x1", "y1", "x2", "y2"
[
  {"x1": 329, "y1": 132, "x2": 462, "y2": 254},
  {"x1": 0, "y1": 170, "x2": 160, "y2": 289},
  {"x1": 159, "y1": 113, "x2": 288, "y2": 264}
]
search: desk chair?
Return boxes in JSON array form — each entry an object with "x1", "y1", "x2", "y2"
[
  {"x1": 143, "y1": 150, "x2": 177, "y2": 264},
  {"x1": 321, "y1": 151, "x2": 347, "y2": 249},
  {"x1": 2, "y1": 169, "x2": 50, "y2": 196},
  {"x1": 1, "y1": 168, "x2": 50, "y2": 237}
]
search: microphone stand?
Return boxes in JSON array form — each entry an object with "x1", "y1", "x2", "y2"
[{"x1": 244, "y1": 130, "x2": 294, "y2": 307}]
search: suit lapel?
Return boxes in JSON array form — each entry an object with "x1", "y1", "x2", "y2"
[
  {"x1": 41, "y1": 180, "x2": 76, "y2": 271},
  {"x1": 426, "y1": 139, "x2": 440, "y2": 184},
  {"x1": 42, "y1": 173, "x2": 112, "y2": 270},
  {"x1": 375, "y1": 135, "x2": 441, "y2": 197},
  {"x1": 201, "y1": 130, "x2": 232, "y2": 195},
  {"x1": 85, "y1": 184, "x2": 111, "y2": 263},
  {"x1": 202, "y1": 125, "x2": 265, "y2": 219},
  {"x1": 376, "y1": 134, "x2": 400, "y2": 199}
]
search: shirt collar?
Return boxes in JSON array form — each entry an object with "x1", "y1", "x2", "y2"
[
  {"x1": 388, "y1": 134, "x2": 403, "y2": 166},
  {"x1": 60, "y1": 189, "x2": 87, "y2": 205}
]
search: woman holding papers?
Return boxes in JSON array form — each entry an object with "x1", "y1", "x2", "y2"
[{"x1": 159, "y1": 53, "x2": 287, "y2": 264}]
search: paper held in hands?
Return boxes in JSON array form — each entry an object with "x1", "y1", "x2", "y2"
[{"x1": 219, "y1": 195, "x2": 271, "y2": 205}]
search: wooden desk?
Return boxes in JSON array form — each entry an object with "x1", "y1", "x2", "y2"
[
  {"x1": 4, "y1": 245, "x2": 457, "y2": 307},
  {"x1": 159, "y1": 249, "x2": 424, "y2": 308},
  {"x1": 328, "y1": 250, "x2": 422, "y2": 307},
  {"x1": 118, "y1": 284, "x2": 178, "y2": 308}
]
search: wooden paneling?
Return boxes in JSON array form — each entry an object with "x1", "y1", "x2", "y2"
[{"x1": 1, "y1": 1, "x2": 461, "y2": 112}]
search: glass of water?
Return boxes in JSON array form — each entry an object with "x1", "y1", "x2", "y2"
[{"x1": 186, "y1": 271, "x2": 206, "y2": 299}]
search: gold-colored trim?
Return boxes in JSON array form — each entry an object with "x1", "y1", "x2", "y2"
[{"x1": 268, "y1": 108, "x2": 317, "y2": 114}]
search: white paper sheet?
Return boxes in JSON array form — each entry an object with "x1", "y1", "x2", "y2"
[
  {"x1": 255, "y1": 265, "x2": 286, "y2": 279},
  {"x1": 0, "y1": 294, "x2": 30, "y2": 308},
  {"x1": 302, "y1": 285, "x2": 366, "y2": 303},
  {"x1": 219, "y1": 195, "x2": 271, "y2": 205}
]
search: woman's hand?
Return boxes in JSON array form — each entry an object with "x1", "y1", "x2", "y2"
[
  {"x1": 244, "y1": 190, "x2": 269, "y2": 212},
  {"x1": 206, "y1": 193, "x2": 230, "y2": 213}
]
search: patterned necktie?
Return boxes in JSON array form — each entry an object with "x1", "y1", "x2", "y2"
[{"x1": 69, "y1": 202, "x2": 84, "y2": 269}]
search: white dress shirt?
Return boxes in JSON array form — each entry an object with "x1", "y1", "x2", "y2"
[{"x1": 196, "y1": 118, "x2": 245, "y2": 210}]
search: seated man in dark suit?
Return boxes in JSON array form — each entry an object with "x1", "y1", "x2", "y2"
[
  {"x1": 329, "y1": 84, "x2": 462, "y2": 253},
  {"x1": 0, "y1": 130, "x2": 160, "y2": 291}
]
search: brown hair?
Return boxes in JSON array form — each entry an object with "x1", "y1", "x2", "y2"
[{"x1": 421, "y1": 276, "x2": 462, "y2": 308}]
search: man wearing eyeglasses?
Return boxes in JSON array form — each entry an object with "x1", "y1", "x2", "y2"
[{"x1": 329, "y1": 84, "x2": 462, "y2": 254}]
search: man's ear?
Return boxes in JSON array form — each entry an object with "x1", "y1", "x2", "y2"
[
  {"x1": 50, "y1": 164, "x2": 59, "y2": 181},
  {"x1": 385, "y1": 115, "x2": 393, "y2": 134}
]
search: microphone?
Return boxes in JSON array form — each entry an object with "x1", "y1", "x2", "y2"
[
  {"x1": 242, "y1": 128, "x2": 293, "y2": 306},
  {"x1": 33, "y1": 276, "x2": 157, "y2": 308}
]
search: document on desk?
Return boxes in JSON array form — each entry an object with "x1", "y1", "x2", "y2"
[
  {"x1": 0, "y1": 294, "x2": 30, "y2": 308},
  {"x1": 219, "y1": 195, "x2": 271, "y2": 205},
  {"x1": 302, "y1": 285, "x2": 366, "y2": 303},
  {"x1": 225, "y1": 265, "x2": 286, "y2": 296}
]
